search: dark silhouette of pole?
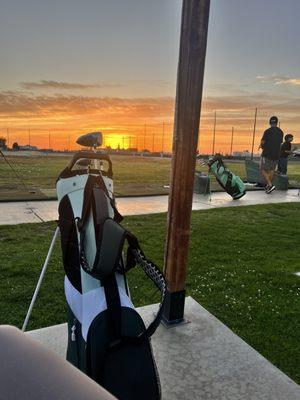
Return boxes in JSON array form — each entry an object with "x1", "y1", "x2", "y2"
[
  {"x1": 135, "y1": 134, "x2": 138, "y2": 150},
  {"x1": 161, "y1": 122, "x2": 165, "y2": 154},
  {"x1": 28, "y1": 129, "x2": 31, "y2": 147},
  {"x1": 251, "y1": 107, "x2": 257, "y2": 159},
  {"x1": 152, "y1": 132, "x2": 155, "y2": 153},
  {"x1": 163, "y1": 0, "x2": 210, "y2": 325},
  {"x1": 230, "y1": 127, "x2": 234, "y2": 156},
  {"x1": 212, "y1": 111, "x2": 216, "y2": 154}
]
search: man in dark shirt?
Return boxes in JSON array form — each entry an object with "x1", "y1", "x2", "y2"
[
  {"x1": 277, "y1": 134, "x2": 294, "y2": 174},
  {"x1": 259, "y1": 116, "x2": 283, "y2": 193}
]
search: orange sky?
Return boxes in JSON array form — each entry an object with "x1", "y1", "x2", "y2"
[
  {"x1": 1, "y1": 93, "x2": 299, "y2": 154},
  {"x1": 1, "y1": 1, "x2": 300, "y2": 154}
]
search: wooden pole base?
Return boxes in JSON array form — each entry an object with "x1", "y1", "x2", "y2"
[{"x1": 162, "y1": 290, "x2": 186, "y2": 326}]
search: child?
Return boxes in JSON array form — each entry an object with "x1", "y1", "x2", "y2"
[{"x1": 277, "y1": 134, "x2": 294, "y2": 175}]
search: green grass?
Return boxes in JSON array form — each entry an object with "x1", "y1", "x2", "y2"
[
  {"x1": 0, "y1": 154, "x2": 171, "y2": 199},
  {"x1": 0, "y1": 203, "x2": 299, "y2": 383},
  {"x1": 1, "y1": 154, "x2": 299, "y2": 200}
]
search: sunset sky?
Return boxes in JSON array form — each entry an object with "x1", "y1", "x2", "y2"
[{"x1": 0, "y1": 0, "x2": 300, "y2": 153}]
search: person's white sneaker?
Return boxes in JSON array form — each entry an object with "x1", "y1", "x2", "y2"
[{"x1": 266, "y1": 185, "x2": 275, "y2": 194}]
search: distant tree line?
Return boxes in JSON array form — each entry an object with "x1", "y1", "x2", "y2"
[{"x1": 0, "y1": 137, "x2": 20, "y2": 151}]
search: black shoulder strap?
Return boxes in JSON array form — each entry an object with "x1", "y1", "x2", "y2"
[
  {"x1": 103, "y1": 273, "x2": 122, "y2": 346},
  {"x1": 77, "y1": 174, "x2": 122, "y2": 229},
  {"x1": 78, "y1": 174, "x2": 166, "y2": 340},
  {"x1": 77, "y1": 174, "x2": 123, "y2": 274},
  {"x1": 77, "y1": 175, "x2": 110, "y2": 230},
  {"x1": 125, "y1": 234, "x2": 167, "y2": 341}
]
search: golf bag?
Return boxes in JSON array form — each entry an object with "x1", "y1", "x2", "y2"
[
  {"x1": 206, "y1": 155, "x2": 246, "y2": 200},
  {"x1": 56, "y1": 149, "x2": 166, "y2": 400}
]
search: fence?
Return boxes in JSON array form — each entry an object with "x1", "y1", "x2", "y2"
[{"x1": 0, "y1": 110, "x2": 299, "y2": 155}]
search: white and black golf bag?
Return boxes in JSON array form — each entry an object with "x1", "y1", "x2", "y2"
[{"x1": 56, "y1": 146, "x2": 166, "y2": 400}]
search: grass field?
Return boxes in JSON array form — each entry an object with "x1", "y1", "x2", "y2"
[
  {"x1": 1, "y1": 153, "x2": 300, "y2": 200},
  {"x1": 0, "y1": 203, "x2": 299, "y2": 383},
  {"x1": 0, "y1": 154, "x2": 171, "y2": 199}
]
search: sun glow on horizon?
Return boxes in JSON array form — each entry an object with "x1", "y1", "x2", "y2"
[{"x1": 1, "y1": 97, "x2": 299, "y2": 154}]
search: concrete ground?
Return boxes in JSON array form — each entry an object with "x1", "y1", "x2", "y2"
[
  {"x1": 28, "y1": 297, "x2": 300, "y2": 400},
  {"x1": 1, "y1": 189, "x2": 299, "y2": 225}
]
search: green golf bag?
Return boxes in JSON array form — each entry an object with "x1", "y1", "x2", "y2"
[{"x1": 208, "y1": 156, "x2": 246, "y2": 200}]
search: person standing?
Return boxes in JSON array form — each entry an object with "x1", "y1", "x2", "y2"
[
  {"x1": 259, "y1": 116, "x2": 283, "y2": 193},
  {"x1": 277, "y1": 134, "x2": 294, "y2": 175}
]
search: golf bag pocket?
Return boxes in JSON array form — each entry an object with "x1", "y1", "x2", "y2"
[{"x1": 86, "y1": 307, "x2": 161, "y2": 400}]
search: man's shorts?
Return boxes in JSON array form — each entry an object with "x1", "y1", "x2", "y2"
[{"x1": 260, "y1": 156, "x2": 278, "y2": 172}]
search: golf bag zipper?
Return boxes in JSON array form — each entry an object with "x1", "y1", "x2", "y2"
[{"x1": 71, "y1": 318, "x2": 77, "y2": 342}]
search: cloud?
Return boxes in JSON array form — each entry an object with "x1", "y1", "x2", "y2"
[
  {"x1": 20, "y1": 80, "x2": 121, "y2": 90},
  {"x1": 1, "y1": 90, "x2": 299, "y2": 141},
  {"x1": 256, "y1": 74, "x2": 300, "y2": 87},
  {"x1": 0, "y1": 91, "x2": 174, "y2": 123},
  {"x1": 1, "y1": 90, "x2": 299, "y2": 152},
  {"x1": 129, "y1": 79, "x2": 171, "y2": 87},
  {"x1": 1, "y1": 90, "x2": 298, "y2": 120}
]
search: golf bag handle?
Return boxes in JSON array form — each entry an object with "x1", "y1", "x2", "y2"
[{"x1": 67, "y1": 151, "x2": 113, "y2": 178}]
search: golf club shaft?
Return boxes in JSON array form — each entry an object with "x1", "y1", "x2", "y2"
[{"x1": 22, "y1": 226, "x2": 60, "y2": 332}]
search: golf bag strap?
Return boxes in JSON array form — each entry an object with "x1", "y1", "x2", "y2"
[
  {"x1": 78, "y1": 175, "x2": 123, "y2": 232},
  {"x1": 80, "y1": 219, "x2": 126, "y2": 279},
  {"x1": 111, "y1": 200, "x2": 123, "y2": 223},
  {"x1": 226, "y1": 173, "x2": 233, "y2": 190},
  {"x1": 102, "y1": 229, "x2": 166, "y2": 344},
  {"x1": 78, "y1": 175, "x2": 108, "y2": 231},
  {"x1": 125, "y1": 234, "x2": 167, "y2": 341},
  {"x1": 77, "y1": 175, "x2": 124, "y2": 274},
  {"x1": 78, "y1": 174, "x2": 166, "y2": 339},
  {"x1": 215, "y1": 160, "x2": 224, "y2": 173},
  {"x1": 103, "y1": 273, "x2": 122, "y2": 346}
]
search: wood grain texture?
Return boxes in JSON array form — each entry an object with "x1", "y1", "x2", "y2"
[{"x1": 164, "y1": 0, "x2": 210, "y2": 292}]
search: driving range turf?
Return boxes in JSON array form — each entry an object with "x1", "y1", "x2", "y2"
[
  {"x1": 0, "y1": 203, "x2": 299, "y2": 383},
  {"x1": 1, "y1": 153, "x2": 300, "y2": 200}
]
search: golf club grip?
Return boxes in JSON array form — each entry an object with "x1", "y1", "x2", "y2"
[{"x1": 68, "y1": 151, "x2": 113, "y2": 173}]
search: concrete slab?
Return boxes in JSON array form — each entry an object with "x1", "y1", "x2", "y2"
[
  {"x1": 27, "y1": 297, "x2": 300, "y2": 400},
  {"x1": 0, "y1": 189, "x2": 299, "y2": 225}
]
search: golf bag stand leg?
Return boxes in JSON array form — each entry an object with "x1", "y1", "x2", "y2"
[{"x1": 22, "y1": 226, "x2": 60, "y2": 332}]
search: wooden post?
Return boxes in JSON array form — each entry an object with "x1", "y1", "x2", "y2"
[
  {"x1": 251, "y1": 108, "x2": 257, "y2": 159},
  {"x1": 212, "y1": 111, "x2": 216, "y2": 155},
  {"x1": 230, "y1": 126, "x2": 234, "y2": 156},
  {"x1": 163, "y1": 0, "x2": 210, "y2": 325}
]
